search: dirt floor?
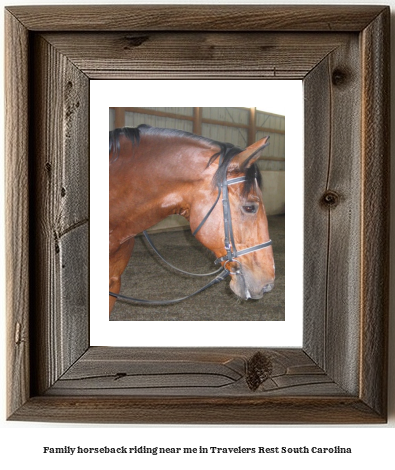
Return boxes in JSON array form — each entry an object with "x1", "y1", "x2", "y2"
[{"x1": 110, "y1": 215, "x2": 284, "y2": 321}]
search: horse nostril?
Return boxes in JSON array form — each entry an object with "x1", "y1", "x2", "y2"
[{"x1": 263, "y1": 283, "x2": 274, "y2": 293}]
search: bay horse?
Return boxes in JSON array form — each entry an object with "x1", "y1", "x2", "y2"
[{"x1": 109, "y1": 125, "x2": 275, "y2": 314}]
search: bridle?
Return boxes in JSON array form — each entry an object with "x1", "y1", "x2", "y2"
[
  {"x1": 193, "y1": 173, "x2": 272, "y2": 267},
  {"x1": 109, "y1": 159, "x2": 272, "y2": 305}
]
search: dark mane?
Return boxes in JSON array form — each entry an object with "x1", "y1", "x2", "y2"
[
  {"x1": 109, "y1": 126, "x2": 142, "y2": 160},
  {"x1": 109, "y1": 125, "x2": 262, "y2": 194}
]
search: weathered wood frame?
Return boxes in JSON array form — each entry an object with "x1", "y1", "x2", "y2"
[{"x1": 5, "y1": 5, "x2": 389, "y2": 424}]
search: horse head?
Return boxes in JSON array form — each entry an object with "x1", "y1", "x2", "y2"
[{"x1": 191, "y1": 137, "x2": 275, "y2": 301}]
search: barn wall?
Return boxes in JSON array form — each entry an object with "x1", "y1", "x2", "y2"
[
  {"x1": 109, "y1": 108, "x2": 115, "y2": 131},
  {"x1": 125, "y1": 110, "x2": 194, "y2": 133}
]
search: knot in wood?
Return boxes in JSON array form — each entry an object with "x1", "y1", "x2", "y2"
[
  {"x1": 321, "y1": 190, "x2": 340, "y2": 208},
  {"x1": 246, "y1": 351, "x2": 273, "y2": 391},
  {"x1": 332, "y1": 68, "x2": 348, "y2": 87},
  {"x1": 123, "y1": 35, "x2": 149, "y2": 49}
]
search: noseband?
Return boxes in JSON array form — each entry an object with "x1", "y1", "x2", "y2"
[{"x1": 109, "y1": 160, "x2": 272, "y2": 305}]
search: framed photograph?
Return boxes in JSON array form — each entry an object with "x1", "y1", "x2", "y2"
[
  {"x1": 104, "y1": 100, "x2": 290, "y2": 324},
  {"x1": 92, "y1": 88, "x2": 302, "y2": 345},
  {"x1": 5, "y1": 5, "x2": 389, "y2": 423}
]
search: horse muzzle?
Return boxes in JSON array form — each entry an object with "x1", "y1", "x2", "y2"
[
  {"x1": 229, "y1": 269, "x2": 275, "y2": 300},
  {"x1": 244, "y1": 281, "x2": 274, "y2": 300}
]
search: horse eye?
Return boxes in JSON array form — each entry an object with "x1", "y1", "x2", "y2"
[{"x1": 243, "y1": 204, "x2": 258, "y2": 214}]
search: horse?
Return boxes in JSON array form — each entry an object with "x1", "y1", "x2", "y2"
[{"x1": 109, "y1": 125, "x2": 275, "y2": 314}]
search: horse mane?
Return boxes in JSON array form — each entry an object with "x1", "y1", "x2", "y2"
[
  {"x1": 109, "y1": 126, "x2": 141, "y2": 160},
  {"x1": 109, "y1": 125, "x2": 262, "y2": 195}
]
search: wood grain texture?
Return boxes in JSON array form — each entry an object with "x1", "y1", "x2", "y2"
[
  {"x1": 360, "y1": 9, "x2": 390, "y2": 418},
  {"x1": 5, "y1": 5, "x2": 389, "y2": 424},
  {"x1": 45, "y1": 348, "x2": 344, "y2": 397},
  {"x1": 6, "y1": 5, "x2": 385, "y2": 31},
  {"x1": 303, "y1": 56, "x2": 331, "y2": 370},
  {"x1": 42, "y1": 32, "x2": 350, "y2": 80},
  {"x1": 29, "y1": 34, "x2": 90, "y2": 395},
  {"x1": 5, "y1": 10, "x2": 30, "y2": 418},
  {"x1": 304, "y1": 36, "x2": 362, "y2": 394},
  {"x1": 9, "y1": 395, "x2": 383, "y2": 425}
]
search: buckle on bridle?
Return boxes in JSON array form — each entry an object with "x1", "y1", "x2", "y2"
[{"x1": 224, "y1": 259, "x2": 242, "y2": 275}]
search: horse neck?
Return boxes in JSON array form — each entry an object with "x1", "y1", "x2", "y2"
[
  {"x1": 147, "y1": 151, "x2": 215, "y2": 216},
  {"x1": 120, "y1": 137, "x2": 218, "y2": 234}
]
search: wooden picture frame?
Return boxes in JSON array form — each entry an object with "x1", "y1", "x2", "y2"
[{"x1": 5, "y1": 5, "x2": 389, "y2": 424}]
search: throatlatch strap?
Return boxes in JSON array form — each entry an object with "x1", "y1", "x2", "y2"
[{"x1": 192, "y1": 187, "x2": 222, "y2": 237}]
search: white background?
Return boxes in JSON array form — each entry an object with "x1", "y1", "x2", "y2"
[
  {"x1": 1, "y1": 0, "x2": 394, "y2": 468},
  {"x1": 91, "y1": 80, "x2": 303, "y2": 347}
]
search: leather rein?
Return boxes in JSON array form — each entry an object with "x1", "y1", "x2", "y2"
[{"x1": 109, "y1": 164, "x2": 272, "y2": 306}]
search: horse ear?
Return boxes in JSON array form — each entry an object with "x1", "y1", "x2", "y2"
[{"x1": 232, "y1": 136, "x2": 270, "y2": 170}]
